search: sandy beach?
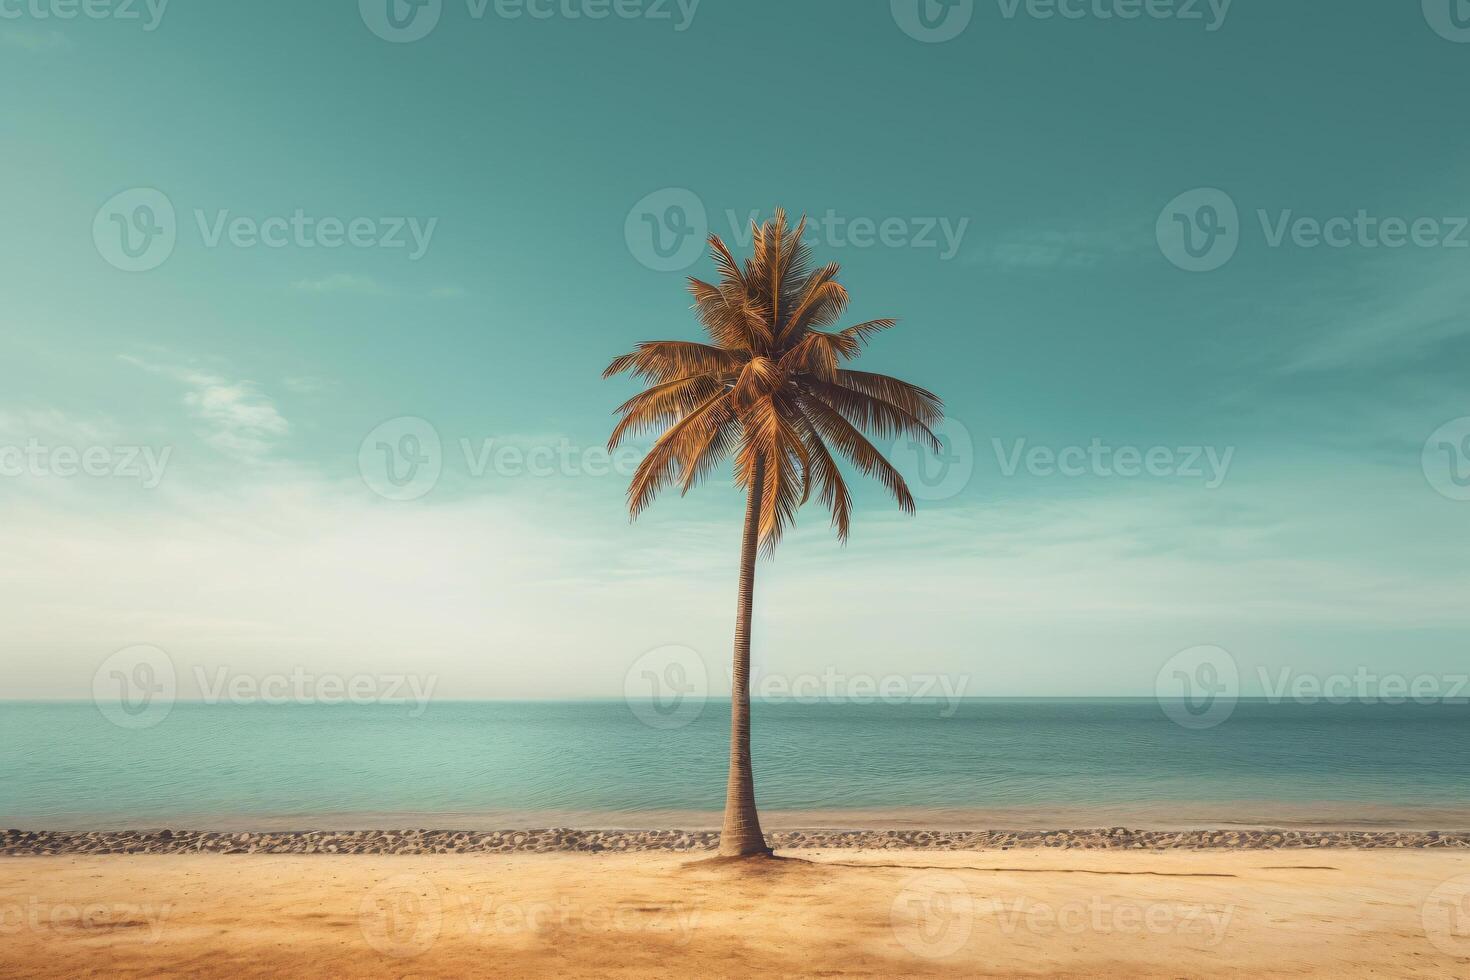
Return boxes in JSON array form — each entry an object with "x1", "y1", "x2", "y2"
[{"x1": 3, "y1": 848, "x2": 1469, "y2": 978}]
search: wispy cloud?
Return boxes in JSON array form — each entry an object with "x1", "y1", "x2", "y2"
[
  {"x1": 0, "y1": 29, "x2": 73, "y2": 53},
  {"x1": 1279, "y1": 251, "x2": 1470, "y2": 373},
  {"x1": 290, "y1": 276, "x2": 467, "y2": 299},
  {"x1": 291, "y1": 273, "x2": 387, "y2": 295},
  {"x1": 120, "y1": 355, "x2": 289, "y2": 460},
  {"x1": 0, "y1": 409, "x2": 118, "y2": 446},
  {"x1": 969, "y1": 226, "x2": 1148, "y2": 270},
  {"x1": 3, "y1": 453, "x2": 1465, "y2": 699},
  {"x1": 281, "y1": 375, "x2": 334, "y2": 395}
]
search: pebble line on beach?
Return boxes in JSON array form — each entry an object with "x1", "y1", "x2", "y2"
[{"x1": 4, "y1": 827, "x2": 1470, "y2": 856}]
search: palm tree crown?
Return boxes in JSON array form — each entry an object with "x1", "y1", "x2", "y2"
[{"x1": 605, "y1": 209, "x2": 944, "y2": 546}]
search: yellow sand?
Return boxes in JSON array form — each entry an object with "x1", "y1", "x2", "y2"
[{"x1": 3, "y1": 848, "x2": 1469, "y2": 977}]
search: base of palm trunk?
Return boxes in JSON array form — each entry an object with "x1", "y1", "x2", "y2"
[
  {"x1": 718, "y1": 804, "x2": 771, "y2": 857},
  {"x1": 717, "y1": 834, "x2": 773, "y2": 858}
]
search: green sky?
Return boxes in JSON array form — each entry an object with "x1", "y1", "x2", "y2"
[{"x1": 2, "y1": 0, "x2": 1468, "y2": 700}]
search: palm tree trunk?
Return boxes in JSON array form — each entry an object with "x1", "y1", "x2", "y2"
[{"x1": 718, "y1": 459, "x2": 772, "y2": 857}]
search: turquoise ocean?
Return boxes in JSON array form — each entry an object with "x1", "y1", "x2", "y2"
[{"x1": 4, "y1": 700, "x2": 1468, "y2": 830}]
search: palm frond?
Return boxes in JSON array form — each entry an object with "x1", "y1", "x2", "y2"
[
  {"x1": 608, "y1": 210, "x2": 941, "y2": 547},
  {"x1": 731, "y1": 356, "x2": 779, "y2": 410},
  {"x1": 836, "y1": 319, "x2": 896, "y2": 350},
  {"x1": 626, "y1": 389, "x2": 733, "y2": 517},
  {"x1": 690, "y1": 278, "x2": 756, "y2": 351},
  {"x1": 797, "y1": 416, "x2": 853, "y2": 542},
  {"x1": 735, "y1": 395, "x2": 808, "y2": 551},
  {"x1": 604, "y1": 341, "x2": 740, "y2": 383},
  {"x1": 803, "y1": 378, "x2": 941, "y2": 453},
  {"x1": 678, "y1": 408, "x2": 741, "y2": 496},
  {"x1": 779, "y1": 330, "x2": 851, "y2": 381},
  {"x1": 608, "y1": 373, "x2": 731, "y2": 449},
  {"x1": 801, "y1": 394, "x2": 916, "y2": 514},
  {"x1": 834, "y1": 369, "x2": 944, "y2": 426}
]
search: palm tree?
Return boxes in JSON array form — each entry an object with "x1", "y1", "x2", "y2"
[{"x1": 605, "y1": 210, "x2": 943, "y2": 858}]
